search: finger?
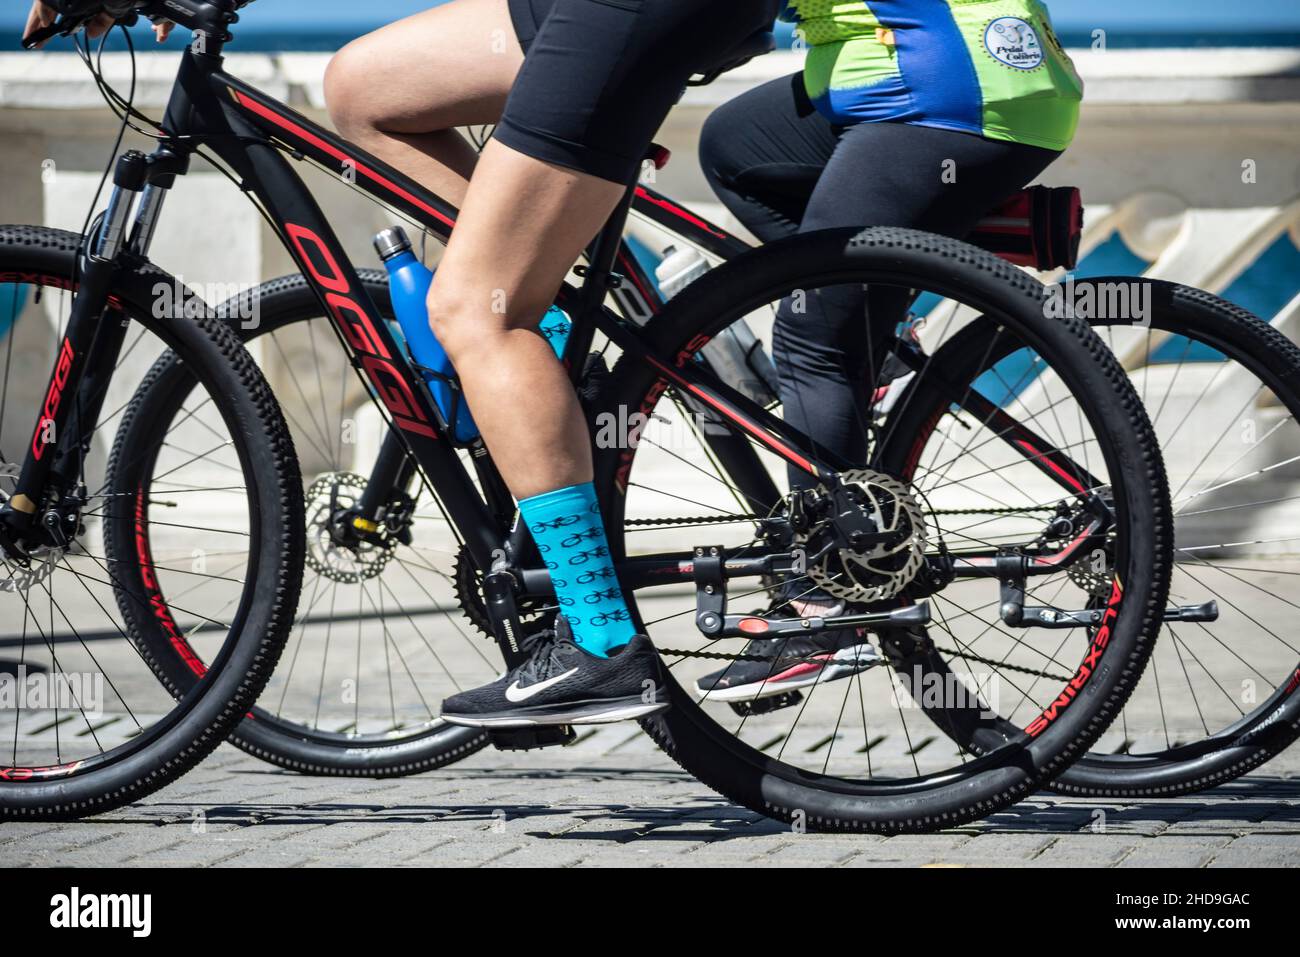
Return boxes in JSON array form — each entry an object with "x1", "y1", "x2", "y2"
[
  {"x1": 86, "y1": 13, "x2": 115, "y2": 40},
  {"x1": 23, "y1": 3, "x2": 56, "y2": 47}
]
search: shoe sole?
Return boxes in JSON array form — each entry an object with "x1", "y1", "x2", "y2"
[
  {"x1": 696, "y1": 645, "x2": 883, "y2": 704},
  {"x1": 442, "y1": 694, "x2": 670, "y2": 729}
]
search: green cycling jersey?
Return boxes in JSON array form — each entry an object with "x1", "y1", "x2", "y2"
[{"x1": 780, "y1": 0, "x2": 1084, "y2": 151}]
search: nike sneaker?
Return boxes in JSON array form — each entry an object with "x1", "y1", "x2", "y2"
[
  {"x1": 694, "y1": 605, "x2": 884, "y2": 703},
  {"x1": 441, "y1": 617, "x2": 668, "y2": 728}
]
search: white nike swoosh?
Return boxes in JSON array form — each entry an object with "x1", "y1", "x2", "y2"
[{"x1": 504, "y1": 667, "x2": 579, "y2": 703}]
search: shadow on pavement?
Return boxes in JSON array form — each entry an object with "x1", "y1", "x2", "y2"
[{"x1": 81, "y1": 768, "x2": 1300, "y2": 840}]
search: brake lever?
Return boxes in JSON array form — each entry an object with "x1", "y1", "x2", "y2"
[
  {"x1": 21, "y1": 8, "x2": 138, "y2": 50},
  {"x1": 21, "y1": 18, "x2": 79, "y2": 49}
]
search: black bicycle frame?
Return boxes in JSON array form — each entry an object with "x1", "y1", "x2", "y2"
[
  {"x1": 5, "y1": 6, "x2": 1105, "y2": 605},
  {"x1": 150, "y1": 43, "x2": 863, "y2": 571}
]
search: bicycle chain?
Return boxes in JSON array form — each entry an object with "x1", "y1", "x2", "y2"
[
  {"x1": 657, "y1": 641, "x2": 1070, "y2": 681},
  {"x1": 624, "y1": 513, "x2": 761, "y2": 528},
  {"x1": 627, "y1": 506, "x2": 1055, "y2": 528},
  {"x1": 930, "y1": 505, "x2": 1057, "y2": 516}
]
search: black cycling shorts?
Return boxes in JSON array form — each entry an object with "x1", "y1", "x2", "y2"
[{"x1": 500, "y1": 0, "x2": 777, "y2": 185}]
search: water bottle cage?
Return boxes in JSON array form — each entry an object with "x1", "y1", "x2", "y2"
[{"x1": 408, "y1": 358, "x2": 476, "y2": 445}]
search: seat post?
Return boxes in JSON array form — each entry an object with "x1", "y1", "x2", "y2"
[{"x1": 562, "y1": 163, "x2": 651, "y2": 372}]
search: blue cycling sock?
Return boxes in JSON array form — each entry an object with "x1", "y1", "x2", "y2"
[{"x1": 518, "y1": 483, "x2": 637, "y2": 657}]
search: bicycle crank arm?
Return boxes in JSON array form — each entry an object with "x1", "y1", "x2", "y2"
[
  {"x1": 698, "y1": 603, "x2": 931, "y2": 639},
  {"x1": 1003, "y1": 600, "x2": 1219, "y2": 629},
  {"x1": 519, "y1": 550, "x2": 803, "y2": 595}
]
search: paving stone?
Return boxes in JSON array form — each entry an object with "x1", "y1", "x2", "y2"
[{"x1": 2, "y1": 742, "x2": 1295, "y2": 867}]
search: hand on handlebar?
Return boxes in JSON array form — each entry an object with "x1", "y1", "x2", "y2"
[{"x1": 22, "y1": 1, "x2": 174, "y2": 49}]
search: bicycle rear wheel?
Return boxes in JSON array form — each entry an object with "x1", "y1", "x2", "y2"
[
  {"x1": 0, "y1": 225, "x2": 302, "y2": 819},
  {"x1": 1049, "y1": 280, "x2": 1300, "y2": 795},
  {"x1": 112, "y1": 272, "x2": 492, "y2": 776},
  {"x1": 597, "y1": 227, "x2": 1172, "y2": 832},
  {"x1": 878, "y1": 279, "x2": 1300, "y2": 796}
]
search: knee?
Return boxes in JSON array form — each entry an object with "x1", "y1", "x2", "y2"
[
  {"x1": 699, "y1": 103, "x2": 742, "y2": 188},
  {"x1": 324, "y1": 41, "x2": 378, "y2": 138},
  {"x1": 425, "y1": 287, "x2": 478, "y2": 363},
  {"x1": 427, "y1": 285, "x2": 550, "y2": 364}
]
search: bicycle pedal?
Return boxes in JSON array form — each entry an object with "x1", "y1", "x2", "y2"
[
  {"x1": 729, "y1": 691, "x2": 803, "y2": 717},
  {"x1": 487, "y1": 725, "x2": 577, "y2": 751}
]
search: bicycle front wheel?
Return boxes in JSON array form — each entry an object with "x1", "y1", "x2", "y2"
[
  {"x1": 110, "y1": 271, "x2": 492, "y2": 776},
  {"x1": 597, "y1": 227, "x2": 1173, "y2": 832},
  {"x1": 0, "y1": 225, "x2": 302, "y2": 819}
]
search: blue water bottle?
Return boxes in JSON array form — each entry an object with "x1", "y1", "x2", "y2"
[
  {"x1": 375, "y1": 225, "x2": 573, "y2": 444},
  {"x1": 374, "y1": 226, "x2": 481, "y2": 443}
]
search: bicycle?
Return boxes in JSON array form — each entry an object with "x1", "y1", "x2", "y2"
[
  {"x1": 5, "y1": 0, "x2": 1175, "y2": 830},
  {"x1": 618, "y1": 190, "x2": 1300, "y2": 799},
  {"x1": 131, "y1": 171, "x2": 1300, "y2": 799}
]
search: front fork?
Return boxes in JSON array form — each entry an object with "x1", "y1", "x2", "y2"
[{"x1": 2, "y1": 149, "x2": 176, "y2": 556}]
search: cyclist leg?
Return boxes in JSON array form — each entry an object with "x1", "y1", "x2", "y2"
[
  {"x1": 699, "y1": 72, "x2": 836, "y2": 243},
  {"x1": 769, "y1": 122, "x2": 1062, "y2": 493},
  {"x1": 323, "y1": 0, "x2": 523, "y2": 207},
  {"x1": 695, "y1": 119, "x2": 1060, "y2": 699},
  {"x1": 437, "y1": 0, "x2": 779, "y2": 726}
]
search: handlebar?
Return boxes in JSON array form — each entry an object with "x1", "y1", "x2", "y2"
[{"x1": 21, "y1": 0, "x2": 257, "y2": 51}]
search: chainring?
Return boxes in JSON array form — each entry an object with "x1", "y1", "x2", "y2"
[{"x1": 453, "y1": 546, "x2": 554, "y2": 639}]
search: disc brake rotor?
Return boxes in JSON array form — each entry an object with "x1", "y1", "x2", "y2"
[
  {"x1": 1067, "y1": 537, "x2": 1116, "y2": 599},
  {"x1": 304, "y1": 472, "x2": 395, "y2": 584},
  {"x1": 795, "y1": 469, "x2": 927, "y2": 603},
  {"x1": 0, "y1": 462, "x2": 66, "y2": 593},
  {"x1": 0, "y1": 546, "x2": 62, "y2": 594}
]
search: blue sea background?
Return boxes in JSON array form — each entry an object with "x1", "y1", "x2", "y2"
[{"x1": 4, "y1": 0, "x2": 1300, "y2": 52}]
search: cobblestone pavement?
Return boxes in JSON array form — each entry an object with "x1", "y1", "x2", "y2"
[{"x1": 2, "y1": 727, "x2": 1297, "y2": 868}]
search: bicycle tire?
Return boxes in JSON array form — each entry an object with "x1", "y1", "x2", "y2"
[
  {"x1": 113, "y1": 271, "x2": 488, "y2": 777},
  {"x1": 0, "y1": 225, "x2": 303, "y2": 819},
  {"x1": 596, "y1": 227, "x2": 1173, "y2": 832},
  {"x1": 1047, "y1": 280, "x2": 1300, "y2": 796}
]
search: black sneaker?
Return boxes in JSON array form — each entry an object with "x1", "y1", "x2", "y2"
[
  {"x1": 441, "y1": 617, "x2": 668, "y2": 728},
  {"x1": 694, "y1": 604, "x2": 883, "y2": 703}
]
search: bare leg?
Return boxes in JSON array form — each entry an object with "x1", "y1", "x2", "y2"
[
  {"x1": 326, "y1": 0, "x2": 624, "y2": 497},
  {"x1": 323, "y1": 0, "x2": 522, "y2": 207},
  {"x1": 427, "y1": 140, "x2": 624, "y2": 499}
]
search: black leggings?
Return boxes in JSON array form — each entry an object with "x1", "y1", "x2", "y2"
[{"x1": 700, "y1": 73, "x2": 1061, "y2": 489}]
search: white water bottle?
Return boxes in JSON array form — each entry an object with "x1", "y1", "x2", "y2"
[
  {"x1": 655, "y1": 245, "x2": 711, "y2": 300},
  {"x1": 656, "y1": 245, "x2": 779, "y2": 407}
]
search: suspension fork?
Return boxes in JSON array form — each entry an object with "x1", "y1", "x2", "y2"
[{"x1": 5, "y1": 151, "x2": 156, "y2": 544}]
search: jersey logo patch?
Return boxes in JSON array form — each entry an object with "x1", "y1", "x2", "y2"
[{"x1": 984, "y1": 17, "x2": 1044, "y2": 70}]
